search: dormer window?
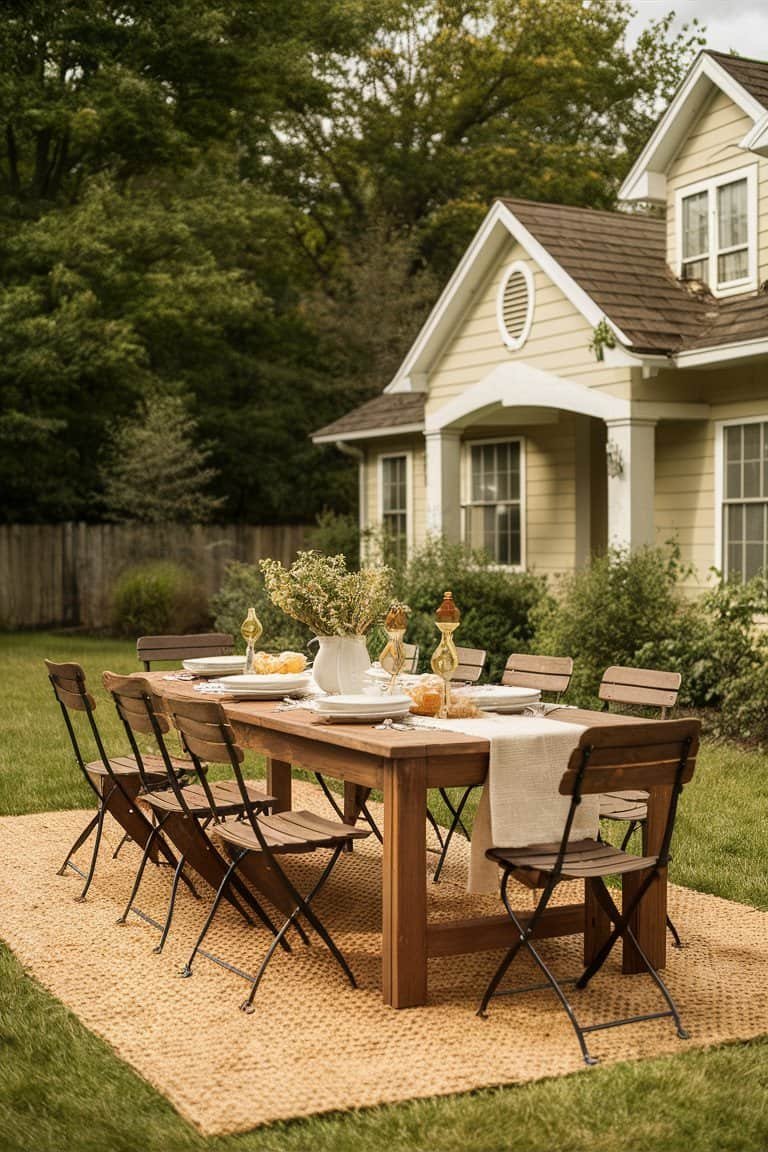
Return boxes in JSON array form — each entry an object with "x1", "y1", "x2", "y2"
[{"x1": 677, "y1": 165, "x2": 757, "y2": 297}]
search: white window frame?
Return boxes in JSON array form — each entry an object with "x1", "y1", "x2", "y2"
[
  {"x1": 377, "y1": 451, "x2": 414, "y2": 560},
  {"x1": 675, "y1": 164, "x2": 758, "y2": 298},
  {"x1": 496, "y1": 260, "x2": 535, "y2": 351},
  {"x1": 714, "y1": 415, "x2": 768, "y2": 577},
  {"x1": 461, "y1": 437, "x2": 526, "y2": 570}
]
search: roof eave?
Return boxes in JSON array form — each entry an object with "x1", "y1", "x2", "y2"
[{"x1": 312, "y1": 422, "x2": 425, "y2": 445}]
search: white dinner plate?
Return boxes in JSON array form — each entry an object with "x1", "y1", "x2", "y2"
[
  {"x1": 182, "y1": 656, "x2": 246, "y2": 672},
  {"x1": 308, "y1": 700, "x2": 411, "y2": 723},
  {"x1": 217, "y1": 673, "x2": 311, "y2": 689},
  {"x1": 312, "y1": 693, "x2": 412, "y2": 713}
]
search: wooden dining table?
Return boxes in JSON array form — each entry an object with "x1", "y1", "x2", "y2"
[{"x1": 151, "y1": 679, "x2": 669, "y2": 1009}]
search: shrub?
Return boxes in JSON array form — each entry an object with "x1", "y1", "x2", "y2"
[
  {"x1": 635, "y1": 573, "x2": 768, "y2": 709},
  {"x1": 393, "y1": 537, "x2": 548, "y2": 681},
  {"x1": 532, "y1": 546, "x2": 688, "y2": 708},
  {"x1": 111, "y1": 562, "x2": 210, "y2": 637},
  {"x1": 210, "y1": 561, "x2": 311, "y2": 652},
  {"x1": 718, "y1": 656, "x2": 768, "y2": 745}
]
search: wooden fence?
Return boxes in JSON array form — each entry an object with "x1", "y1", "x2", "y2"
[{"x1": 0, "y1": 522, "x2": 308, "y2": 630}]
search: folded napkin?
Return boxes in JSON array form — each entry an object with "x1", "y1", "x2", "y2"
[{"x1": 411, "y1": 713, "x2": 598, "y2": 894}]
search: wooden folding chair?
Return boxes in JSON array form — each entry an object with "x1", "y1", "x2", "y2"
[
  {"x1": 45, "y1": 659, "x2": 182, "y2": 902},
  {"x1": 103, "y1": 674, "x2": 279, "y2": 953},
  {"x1": 597, "y1": 666, "x2": 683, "y2": 946},
  {"x1": 137, "y1": 632, "x2": 235, "y2": 671},
  {"x1": 431, "y1": 651, "x2": 570, "y2": 883},
  {"x1": 165, "y1": 694, "x2": 369, "y2": 1011},
  {"x1": 478, "y1": 718, "x2": 700, "y2": 1065}
]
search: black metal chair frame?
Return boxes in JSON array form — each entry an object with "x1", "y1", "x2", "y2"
[
  {"x1": 477, "y1": 722, "x2": 697, "y2": 1066},
  {"x1": 168, "y1": 697, "x2": 366, "y2": 1012},
  {"x1": 107, "y1": 677, "x2": 281, "y2": 955},
  {"x1": 46, "y1": 661, "x2": 182, "y2": 902}
]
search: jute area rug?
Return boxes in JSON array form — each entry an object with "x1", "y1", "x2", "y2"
[{"x1": 1, "y1": 783, "x2": 767, "y2": 1135}]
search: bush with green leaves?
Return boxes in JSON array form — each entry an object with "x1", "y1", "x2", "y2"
[
  {"x1": 393, "y1": 538, "x2": 547, "y2": 681},
  {"x1": 635, "y1": 573, "x2": 768, "y2": 710},
  {"x1": 111, "y1": 562, "x2": 210, "y2": 637},
  {"x1": 532, "y1": 546, "x2": 690, "y2": 708},
  {"x1": 210, "y1": 561, "x2": 311, "y2": 653}
]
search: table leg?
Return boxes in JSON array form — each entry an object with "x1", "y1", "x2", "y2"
[
  {"x1": 266, "y1": 757, "x2": 292, "y2": 813},
  {"x1": 584, "y1": 877, "x2": 611, "y2": 965},
  {"x1": 623, "y1": 784, "x2": 669, "y2": 973},
  {"x1": 344, "y1": 782, "x2": 370, "y2": 825},
  {"x1": 382, "y1": 757, "x2": 427, "y2": 1008}
]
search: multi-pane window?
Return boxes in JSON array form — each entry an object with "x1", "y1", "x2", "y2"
[
  {"x1": 722, "y1": 421, "x2": 768, "y2": 582},
  {"x1": 464, "y1": 441, "x2": 522, "y2": 566},
  {"x1": 679, "y1": 168, "x2": 754, "y2": 293},
  {"x1": 381, "y1": 455, "x2": 408, "y2": 561}
]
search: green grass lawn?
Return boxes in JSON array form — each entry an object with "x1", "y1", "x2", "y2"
[{"x1": 1, "y1": 631, "x2": 767, "y2": 1152}]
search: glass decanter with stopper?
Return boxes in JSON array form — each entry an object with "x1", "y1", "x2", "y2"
[
  {"x1": 430, "y1": 591, "x2": 460, "y2": 718},
  {"x1": 379, "y1": 602, "x2": 408, "y2": 694},
  {"x1": 240, "y1": 606, "x2": 263, "y2": 674}
]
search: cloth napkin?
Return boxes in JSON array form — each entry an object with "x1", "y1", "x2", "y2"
[{"x1": 411, "y1": 713, "x2": 599, "y2": 894}]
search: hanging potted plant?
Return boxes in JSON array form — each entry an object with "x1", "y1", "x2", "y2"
[{"x1": 260, "y1": 551, "x2": 393, "y2": 693}]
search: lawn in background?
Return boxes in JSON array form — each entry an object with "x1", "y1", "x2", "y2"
[{"x1": 1, "y1": 631, "x2": 767, "y2": 1152}]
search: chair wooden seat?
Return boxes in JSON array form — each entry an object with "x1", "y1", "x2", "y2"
[
  {"x1": 216, "y1": 809, "x2": 369, "y2": 854},
  {"x1": 487, "y1": 837, "x2": 658, "y2": 879},
  {"x1": 144, "y1": 779, "x2": 273, "y2": 817},
  {"x1": 599, "y1": 790, "x2": 650, "y2": 823},
  {"x1": 84, "y1": 753, "x2": 188, "y2": 780}
]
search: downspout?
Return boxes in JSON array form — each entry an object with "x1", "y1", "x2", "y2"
[{"x1": 335, "y1": 440, "x2": 366, "y2": 562}]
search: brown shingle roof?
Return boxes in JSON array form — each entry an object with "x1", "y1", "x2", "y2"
[
  {"x1": 707, "y1": 50, "x2": 768, "y2": 111},
  {"x1": 313, "y1": 391, "x2": 425, "y2": 441},
  {"x1": 502, "y1": 197, "x2": 768, "y2": 355}
]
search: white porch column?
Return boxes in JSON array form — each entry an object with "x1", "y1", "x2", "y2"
[
  {"x1": 425, "y1": 429, "x2": 461, "y2": 541},
  {"x1": 605, "y1": 418, "x2": 656, "y2": 550}
]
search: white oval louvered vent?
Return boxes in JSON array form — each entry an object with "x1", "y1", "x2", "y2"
[{"x1": 497, "y1": 261, "x2": 534, "y2": 350}]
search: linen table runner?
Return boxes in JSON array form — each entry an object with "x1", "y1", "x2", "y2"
[{"x1": 411, "y1": 714, "x2": 599, "y2": 894}]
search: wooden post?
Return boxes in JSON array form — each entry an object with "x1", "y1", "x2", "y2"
[{"x1": 266, "y1": 757, "x2": 292, "y2": 813}]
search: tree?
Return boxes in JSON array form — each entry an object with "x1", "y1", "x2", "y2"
[
  {"x1": 267, "y1": 0, "x2": 704, "y2": 280},
  {"x1": 100, "y1": 392, "x2": 224, "y2": 523}
]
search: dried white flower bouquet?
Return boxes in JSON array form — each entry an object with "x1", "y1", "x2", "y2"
[{"x1": 260, "y1": 551, "x2": 393, "y2": 636}]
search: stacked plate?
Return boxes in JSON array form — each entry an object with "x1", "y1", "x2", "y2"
[
  {"x1": 310, "y1": 693, "x2": 412, "y2": 723},
  {"x1": 210, "y1": 672, "x2": 313, "y2": 699},
  {"x1": 467, "y1": 685, "x2": 542, "y2": 714},
  {"x1": 182, "y1": 655, "x2": 246, "y2": 676}
]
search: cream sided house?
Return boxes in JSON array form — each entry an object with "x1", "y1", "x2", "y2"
[{"x1": 313, "y1": 50, "x2": 768, "y2": 589}]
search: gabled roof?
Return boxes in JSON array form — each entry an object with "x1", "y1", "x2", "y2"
[
  {"x1": 710, "y1": 51, "x2": 768, "y2": 110},
  {"x1": 620, "y1": 50, "x2": 768, "y2": 203},
  {"x1": 500, "y1": 199, "x2": 707, "y2": 354},
  {"x1": 313, "y1": 391, "x2": 425, "y2": 443}
]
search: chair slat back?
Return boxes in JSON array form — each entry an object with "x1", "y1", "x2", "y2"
[
  {"x1": 403, "y1": 643, "x2": 419, "y2": 674},
  {"x1": 45, "y1": 659, "x2": 96, "y2": 712},
  {"x1": 453, "y1": 646, "x2": 487, "y2": 684},
  {"x1": 164, "y1": 695, "x2": 244, "y2": 766},
  {"x1": 599, "y1": 666, "x2": 681, "y2": 716},
  {"x1": 559, "y1": 719, "x2": 700, "y2": 797},
  {"x1": 102, "y1": 671, "x2": 171, "y2": 736},
  {"x1": 502, "y1": 653, "x2": 573, "y2": 697},
  {"x1": 381, "y1": 642, "x2": 420, "y2": 675},
  {"x1": 137, "y1": 633, "x2": 235, "y2": 671}
]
